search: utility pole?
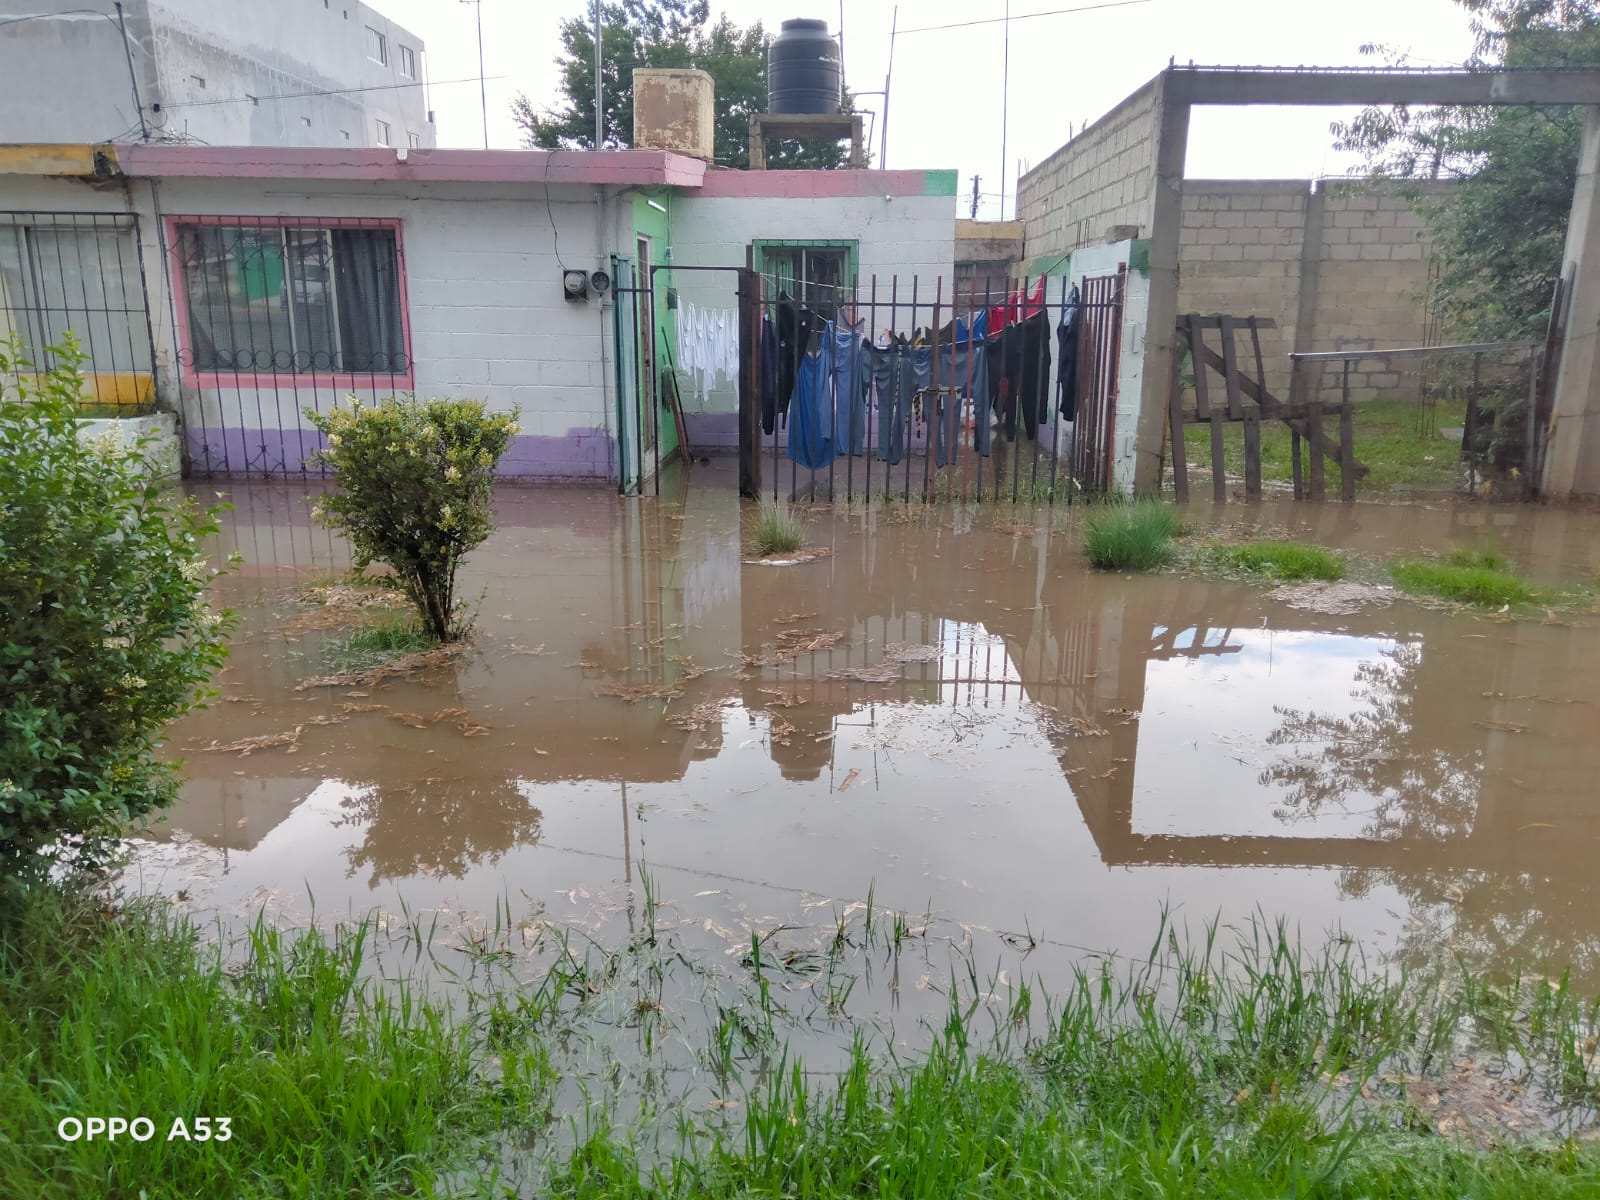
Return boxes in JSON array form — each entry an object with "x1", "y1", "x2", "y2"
[
  {"x1": 459, "y1": 0, "x2": 487, "y2": 149},
  {"x1": 999, "y1": 0, "x2": 1010, "y2": 220},
  {"x1": 593, "y1": 0, "x2": 604, "y2": 148},
  {"x1": 970, "y1": 175, "x2": 980, "y2": 219},
  {"x1": 880, "y1": 4, "x2": 896, "y2": 168}
]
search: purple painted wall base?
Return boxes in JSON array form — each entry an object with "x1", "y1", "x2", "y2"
[{"x1": 184, "y1": 425, "x2": 618, "y2": 483}]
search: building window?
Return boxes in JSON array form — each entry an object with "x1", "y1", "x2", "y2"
[
  {"x1": 374, "y1": 119, "x2": 391, "y2": 146},
  {"x1": 407, "y1": 131, "x2": 421, "y2": 149},
  {"x1": 173, "y1": 221, "x2": 408, "y2": 376},
  {"x1": 398, "y1": 44, "x2": 416, "y2": 78},
  {"x1": 756, "y1": 241, "x2": 856, "y2": 316},
  {"x1": 365, "y1": 25, "x2": 387, "y2": 64},
  {"x1": 0, "y1": 216, "x2": 152, "y2": 377}
]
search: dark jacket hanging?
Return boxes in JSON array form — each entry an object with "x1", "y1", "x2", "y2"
[
  {"x1": 759, "y1": 315, "x2": 779, "y2": 435},
  {"x1": 1057, "y1": 285, "x2": 1082, "y2": 422}
]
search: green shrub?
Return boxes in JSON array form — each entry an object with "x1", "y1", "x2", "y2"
[
  {"x1": 307, "y1": 396, "x2": 518, "y2": 642},
  {"x1": 1212, "y1": 540, "x2": 1346, "y2": 581},
  {"x1": 0, "y1": 339, "x2": 232, "y2": 869},
  {"x1": 1389, "y1": 559, "x2": 1538, "y2": 606},
  {"x1": 1083, "y1": 500, "x2": 1183, "y2": 571},
  {"x1": 754, "y1": 503, "x2": 805, "y2": 556}
]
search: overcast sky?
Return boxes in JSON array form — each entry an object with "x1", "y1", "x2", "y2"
[{"x1": 379, "y1": 0, "x2": 1478, "y2": 219}]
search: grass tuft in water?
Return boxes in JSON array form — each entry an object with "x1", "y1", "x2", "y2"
[
  {"x1": 1211, "y1": 539, "x2": 1347, "y2": 582},
  {"x1": 1390, "y1": 550, "x2": 1539, "y2": 607},
  {"x1": 754, "y1": 503, "x2": 806, "y2": 556},
  {"x1": 322, "y1": 612, "x2": 437, "y2": 669},
  {"x1": 1082, "y1": 499, "x2": 1184, "y2": 571}
]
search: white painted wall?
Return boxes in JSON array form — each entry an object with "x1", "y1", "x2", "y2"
[
  {"x1": 668, "y1": 190, "x2": 956, "y2": 443},
  {"x1": 0, "y1": 171, "x2": 955, "y2": 480},
  {"x1": 0, "y1": 0, "x2": 433, "y2": 148}
]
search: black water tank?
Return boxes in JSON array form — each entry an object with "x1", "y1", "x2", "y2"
[{"x1": 768, "y1": 18, "x2": 841, "y2": 115}]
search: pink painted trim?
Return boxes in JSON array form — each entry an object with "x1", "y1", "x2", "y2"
[
  {"x1": 119, "y1": 144, "x2": 707, "y2": 188},
  {"x1": 695, "y1": 168, "x2": 941, "y2": 198},
  {"x1": 165, "y1": 215, "x2": 416, "y2": 391}
]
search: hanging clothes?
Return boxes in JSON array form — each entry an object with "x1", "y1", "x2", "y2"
[
  {"x1": 786, "y1": 346, "x2": 834, "y2": 471},
  {"x1": 870, "y1": 338, "x2": 925, "y2": 467},
  {"x1": 760, "y1": 315, "x2": 779, "y2": 435},
  {"x1": 997, "y1": 310, "x2": 1052, "y2": 440},
  {"x1": 932, "y1": 339, "x2": 991, "y2": 467},
  {"x1": 775, "y1": 295, "x2": 824, "y2": 428},
  {"x1": 820, "y1": 317, "x2": 869, "y2": 458},
  {"x1": 1057, "y1": 285, "x2": 1082, "y2": 422}
]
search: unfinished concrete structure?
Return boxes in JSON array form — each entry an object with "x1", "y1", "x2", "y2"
[{"x1": 1020, "y1": 67, "x2": 1600, "y2": 500}]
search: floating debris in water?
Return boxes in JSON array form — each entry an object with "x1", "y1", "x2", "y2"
[
  {"x1": 295, "y1": 644, "x2": 464, "y2": 690},
  {"x1": 191, "y1": 726, "x2": 303, "y2": 756},
  {"x1": 1267, "y1": 581, "x2": 1395, "y2": 615}
]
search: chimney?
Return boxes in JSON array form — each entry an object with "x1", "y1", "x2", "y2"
[{"x1": 631, "y1": 68, "x2": 715, "y2": 160}]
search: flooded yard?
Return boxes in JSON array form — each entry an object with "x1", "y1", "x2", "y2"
[{"x1": 132, "y1": 468, "x2": 1600, "y2": 1006}]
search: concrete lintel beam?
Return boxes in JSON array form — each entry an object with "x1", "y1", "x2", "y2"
[{"x1": 1168, "y1": 67, "x2": 1600, "y2": 108}]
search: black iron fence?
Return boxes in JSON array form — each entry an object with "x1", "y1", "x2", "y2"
[
  {"x1": 0, "y1": 210, "x2": 157, "y2": 411},
  {"x1": 613, "y1": 267, "x2": 1131, "y2": 504}
]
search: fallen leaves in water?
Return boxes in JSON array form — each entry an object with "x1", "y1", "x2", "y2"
[
  {"x1": 1063, "y1": 717, "x2": 1108, "y2": 737},
  {"x1": 597, "y1": 680, "x2": 683, "y2": 702},
  {"x1": 883, "y1": 641, "x2": 939, "y2": 664},
  {"x1": 1267, "y1": 581, "x2": 1394, "y2": 616},
  {"x1": 192, "y1": 725, "x2": 303, "y2": 756},
  {"x1": 296, "y1": 644, "x2": 464, "y2": 690},
  {"x1": 758, "y1": 688, "x2": 803, "y2": 707},
  {"x1": 773, "y1": 611, "x2": 817, "y2": 624},
  {"x1": 670, "y1": 700, "x2": 732, "y2": 731},
  {"x1": 1473, "y1": 719, "x2": 1530, "y2": 734},
  {"x1": 827, "y1": 662, "x2": 903, "y2": 683},
  {"x1": 744, "y1": 546, "x2": 834, "y2": 566},
  {"x1": 386, "y1": 706, "x2": 491, "y2": 737}
]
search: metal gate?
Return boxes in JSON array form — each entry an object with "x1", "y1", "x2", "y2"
[{"x1": 617, "y1": 270, "x2": 1132, "y2": 508}]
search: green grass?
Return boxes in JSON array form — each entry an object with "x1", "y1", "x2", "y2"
[
  {"x1": 6, "y1": 884, "x2": 1600, "y2": 1198},
  {"x1": 1209, "y1": 539, "x2": 1347, "y2": 581},
  {"x1": 1389, "y1": 558, "x2": 1540, "y2": 607},
  {"x1": 0, "y1": 889, "x2": 549, "y2": 1198},
  {"x1": 754, "y1": 503, "x2": 806, "y2": 556},
  {"x1": 322, "y1": 612, "x2": 436, "y2": 669},
  {"x1": 1083, "y1": 500, "x2": 1184, "y2": 571},
  {"x1": 1182, "y1": 396, "x2": 1467, "y2": 493}
]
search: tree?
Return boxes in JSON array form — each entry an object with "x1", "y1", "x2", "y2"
[
  {"x1": 1331, "y1": 1, "x2": 1600, "y2": 342},
  {"x1": 515, "y1": 0, "x2": 856, "y2": 170}
]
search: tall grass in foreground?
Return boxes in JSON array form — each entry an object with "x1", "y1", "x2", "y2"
[
  {"x1": 8, "y1": 888, "x2": 1600, "y2": 1198},
  {"x1": 754, "y1": 503, "x2": 805, "y2": 556},
  {"x1": 0, "y1": 891, "x2": 549, "y2": 1198},
  {"x1": 1210, "y1": 539, "x2": 1347, "y2": 582},
  {"x1": 1082, "y1": 499, "x2": 1184, "y2": 570}
]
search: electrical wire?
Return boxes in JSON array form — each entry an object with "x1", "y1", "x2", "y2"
[
  {"x1": 158, "y1": 73, "x2": 506, "y2": 112},
  {"x1": 898, "y1": 0, "x2": 1153, "y2": 35},
  {"x1": 542, "y1": 151, "x2": 567, "y2": 270},
  {"x1": 0, "y1": 8, "x2": 118, "y2": 28}
]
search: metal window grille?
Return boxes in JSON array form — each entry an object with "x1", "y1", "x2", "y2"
[
  {"x1": 173, "y1": 221, "x2": 407, "y2": 375},
  {"x1": 0, "y1": 210, "x2": 157, "y2": 412}
]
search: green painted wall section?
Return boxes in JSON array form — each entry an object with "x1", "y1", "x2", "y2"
[
  {"x1": 923, "y1": 170, "x2": 959, "y2": 196},
  {"x1": 632, "y1": 191, "x2": 680, "y2": 465}
]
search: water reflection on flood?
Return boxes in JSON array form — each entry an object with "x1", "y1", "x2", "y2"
[{"x1": 135, "y1": 471, "x2": 1600, "y2": 989}]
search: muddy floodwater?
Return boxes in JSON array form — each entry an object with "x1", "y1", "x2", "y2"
[{"x1": 133, "y1": 469, "x2": 1600, "y2": 1001}]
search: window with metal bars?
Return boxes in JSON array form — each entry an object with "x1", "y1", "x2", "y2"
[
  {"x1": 173, "y1": 221, "x2": 408, "y2": 376},
  {"x1": 0, "y1": 214, "x2": 153, "y2": 377}
]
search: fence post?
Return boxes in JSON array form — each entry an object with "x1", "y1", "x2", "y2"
[
  {"x1": 737, "y1": 255, "x2": 760, "y2": 501},
  {"x1": 1339, "y1": 360, "x2": 1355, "y2": 502}
]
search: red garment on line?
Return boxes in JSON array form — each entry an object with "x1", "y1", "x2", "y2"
[{"x1": 985, "y1": 277, "x2": 1046, "y2": 334}]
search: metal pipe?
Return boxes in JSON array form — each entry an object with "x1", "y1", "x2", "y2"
[
  {"x1": 881, "y1": 5, "x2": 896, "y2": 168},
  {"x1": 114, "y1": 2, "x2": 150, "y2": 143}
]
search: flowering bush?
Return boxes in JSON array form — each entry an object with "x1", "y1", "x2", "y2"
[
  {"x1": 306, "y1": 396, "x2": 518, "y2": 641},
  {"x1": 0, "y1": 339, "x2": 233, "y2": 869}
]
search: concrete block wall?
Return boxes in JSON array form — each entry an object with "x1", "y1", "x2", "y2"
[
  {"x1": 1017, "y1": 81, "x2": 1159, "y2": 262},
  {"x1": 1176, "y1": 181, "x2": 1441, "y2": 405}
]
